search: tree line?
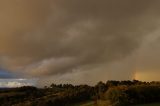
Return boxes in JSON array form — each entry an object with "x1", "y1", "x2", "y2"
[{"x1": 0, "y1": 80, "x2": 160, "y2": 106}]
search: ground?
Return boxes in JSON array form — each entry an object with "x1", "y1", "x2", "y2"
[
  {"x1": 134, "y1": 103, "x2": 160, "y2": 106},
  {"x1": 76, "y1": 101, "x2": 160, "y2": 106}
]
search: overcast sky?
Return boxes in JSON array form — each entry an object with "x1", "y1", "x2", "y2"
[{"x1": 0, "y1": 0, "x2": 160, "y2": 87}]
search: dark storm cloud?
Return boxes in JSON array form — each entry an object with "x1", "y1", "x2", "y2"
[
  {"x1": 0, "y1": 0, "x2": 160, "y2": 85},
  {"x1": 0, "y1": 70, "x2": 15, "y2": 78}
]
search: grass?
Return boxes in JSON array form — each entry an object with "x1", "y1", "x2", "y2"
[
  {"x1": 75, "y1": 101, "x2": 160, "y2": 106},
  {"x1": 73, "y1": 100, "x2": 110, "y2": 106},
  {"x1": 134, "y1": 103, "x2": 160, "y2": 106},
  {"x1": 72, "y1": 101, "x2": 94, "y2": 106},
  {"x1": 80, "y1": 102, "x2": 94, "y2": 106}
]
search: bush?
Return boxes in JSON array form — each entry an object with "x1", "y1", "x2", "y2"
[{"x1": 105, "y1": 86, "x2": 129, "y2": 106}]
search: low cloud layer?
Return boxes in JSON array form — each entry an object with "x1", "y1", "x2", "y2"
[
  {"x1": 0, "y1": 79, "x2": 37, "y2": 88},
  {"x1": 0, "y1": 0, "x2": 160, "y2": 86}
]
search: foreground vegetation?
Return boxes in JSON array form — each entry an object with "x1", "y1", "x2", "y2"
[
  {"x1": 0, "y1": 80, "x2": 160, "y2": 106},
  {"x1": 134, "y1": 103, "x2": 160, "y2": 106}
]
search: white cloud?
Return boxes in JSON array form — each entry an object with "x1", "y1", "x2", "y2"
[{"x1": 0, "y1": 79, "x2": 37, "y2": 88}]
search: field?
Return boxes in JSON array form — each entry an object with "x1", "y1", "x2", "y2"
[
  {"x1": 77, "y1": 101, "x2": 160, "y2": 106},
  {"x1": 134, "y1": 103, "x2": 160, "y2": 106},
  {"x1": 72, "y1": 101, "x2": 94, "y2": 106},
  {"x1": 75, "y1": 100, "x2": 110, "y2": 106}
]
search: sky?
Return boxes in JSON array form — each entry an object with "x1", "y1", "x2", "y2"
[{"x1": 0, "y1": 0, "x2": 160, "y2": 87}]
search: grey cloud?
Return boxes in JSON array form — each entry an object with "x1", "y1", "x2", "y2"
[{"x1": 0, "y1": 0, "x2": 160, "y2": 86}]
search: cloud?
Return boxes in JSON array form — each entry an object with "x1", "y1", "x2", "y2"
[
  {"x1": 0, "y1": 0, "x2": 160, "y2": 86},
  {"x1": 0, "y1": 79, "x2": 37, "y2": 88},
  {"x1": 0, "y1": 70, "x2": 16, "y2": 78}
]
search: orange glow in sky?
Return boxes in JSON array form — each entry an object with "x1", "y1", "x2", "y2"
[{"x1": 135, "y1": 70, "x2": 160, "y2": 81}]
